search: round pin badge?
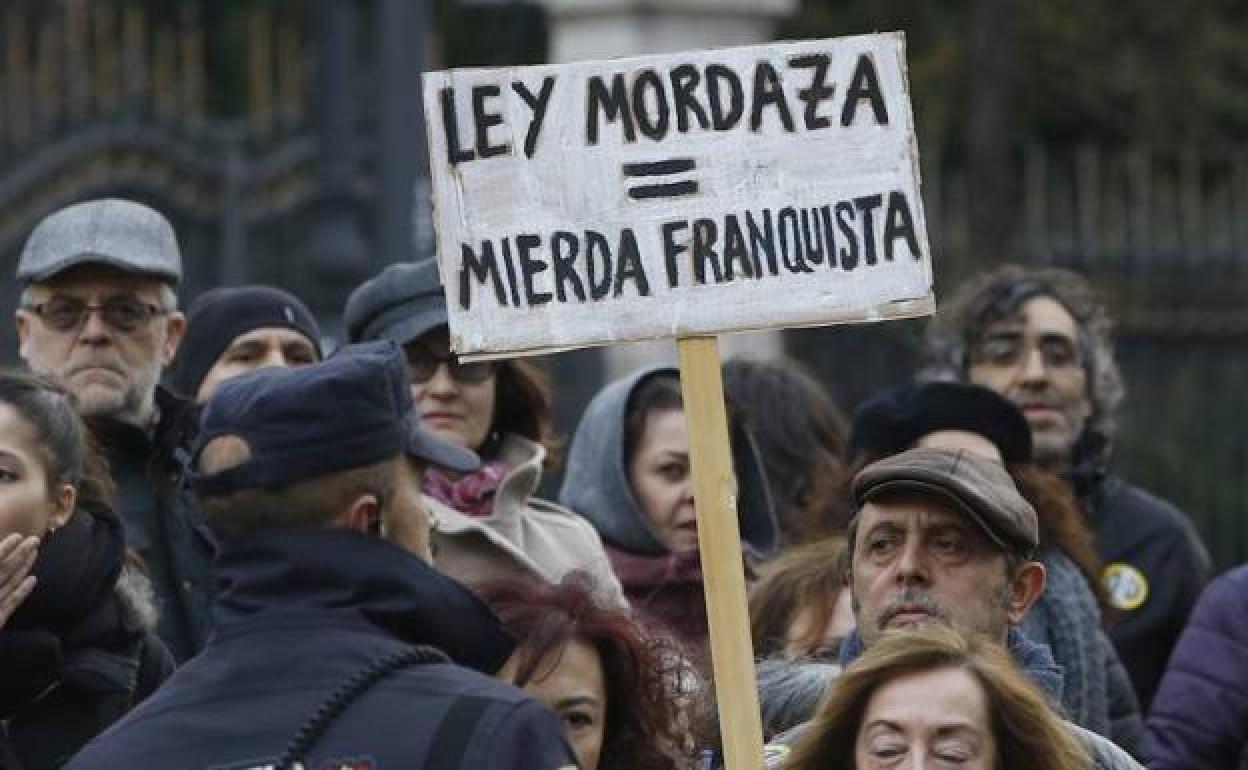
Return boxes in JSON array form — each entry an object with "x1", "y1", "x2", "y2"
[{"x1": 1103, "y1": 562, "x2": 1149, "y2": 611}]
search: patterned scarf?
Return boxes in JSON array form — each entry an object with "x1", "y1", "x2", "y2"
[{"x1": 423, "y1": 460, "x2": 509, "y2": 516}]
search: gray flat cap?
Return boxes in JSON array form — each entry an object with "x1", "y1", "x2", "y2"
[
  {"x1": 17, "y1": 198, "x2": 182, "y2": 285},
  {"x1": 343, "y1": 260, "x2": 447, "y2": 345},
  {"x1": 853, "y1": 447, "x2": 1039, "y2": 553}
]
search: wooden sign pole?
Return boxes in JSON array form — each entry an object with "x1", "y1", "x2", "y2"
[{"x1": 677, "y1": 335, "x2": 764, "y2": 770}]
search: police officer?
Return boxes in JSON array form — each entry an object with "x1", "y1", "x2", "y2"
[{"x1": 65, "y1": 341, "x2": 577, "y2": 770}]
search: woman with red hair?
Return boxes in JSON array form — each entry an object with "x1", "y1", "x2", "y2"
[{"x1": 480, "y1": 573, "x2": 694, "y2": 770}]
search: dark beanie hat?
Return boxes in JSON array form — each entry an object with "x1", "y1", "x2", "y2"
[
  {"x1": 848, "y1": 381, "x2": 1033, "y2": 465},
  {"x1": 167, "y1": 285, "x2": 323, "y2": 398}
]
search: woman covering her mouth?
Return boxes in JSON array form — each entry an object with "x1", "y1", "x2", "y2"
[{"x1": 0, "y1": 370, "x2": 172, "y2": 770}]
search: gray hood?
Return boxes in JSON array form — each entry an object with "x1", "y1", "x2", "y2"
[{"x1": 558, "y1": 364, "x2": 778, "y2": 557}]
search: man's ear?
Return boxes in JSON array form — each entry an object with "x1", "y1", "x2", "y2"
[
  {"x1": 342, "y1": 493, "x2": 381, "y2": 535},
  {"x1": 162, "y1": 311, "x2": 186, "y2": 365},
  {"x1": 1006, "y1": 561, "x2": 1047, "y2": 625}
]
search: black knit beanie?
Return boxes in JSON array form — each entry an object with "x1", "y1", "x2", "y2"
[{"x1": 167, "y1": 285, "x2": 322, "y2": 398}]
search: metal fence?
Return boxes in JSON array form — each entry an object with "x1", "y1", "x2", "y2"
[
  {"x1": 0, "y1": 0, "x2": 425, "y2": 353},
  {"x1": 794, "y1": 142, "x2": 1248, "y2": 571}
]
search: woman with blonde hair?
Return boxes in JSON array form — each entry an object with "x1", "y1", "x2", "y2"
[{"x1": 781, "y1": 626, "x2": 1091, "y2": 770}]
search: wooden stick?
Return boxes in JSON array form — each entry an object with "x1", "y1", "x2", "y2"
[{"x1": 677, "y1": 335, "x2": 764, "y2": 770}]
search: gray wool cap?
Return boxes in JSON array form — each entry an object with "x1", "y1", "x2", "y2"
[
  {"x1": 853, "y1": 447, "x2": 1039, "y2": 553},
  {"x1": 17, "y1": 198, "x2": 182, "y2": 285},
  {"x1": 343, "y1": 260, "x2": 447, "y2": 345}
]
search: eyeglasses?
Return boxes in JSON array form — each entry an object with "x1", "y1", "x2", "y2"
[
  {"x1": 27, "y1": 295, "x2": 168, "y2": 333},
  {"x1": 405, "y1": 347, "x2": 496, "y2": 384}
]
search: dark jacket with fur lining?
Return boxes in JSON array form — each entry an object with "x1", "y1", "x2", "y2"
[{"x1": 0, "y1": 507, "x2": 173, "y2": 770}]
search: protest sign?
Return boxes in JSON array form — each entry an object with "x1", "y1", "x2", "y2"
[
  {"x1": 423, "y1": 32, "x2": 933, "y2": 359},
  {"x1": 423, "y1": 32, "x2": 934, "y2": 770}
]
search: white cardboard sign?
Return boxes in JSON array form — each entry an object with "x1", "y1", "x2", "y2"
[{"x1": 422, "y1": 32, "x2": 935, "y2": 358}]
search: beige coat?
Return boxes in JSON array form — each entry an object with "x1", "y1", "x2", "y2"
[{"x1": 428, "y1": 434, "x2": 626, "y2": 607}]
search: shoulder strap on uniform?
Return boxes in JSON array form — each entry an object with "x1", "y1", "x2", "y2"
[
  {"x1": 273, "y1": 644, "x2": 450, "y2": 770},
  {"x1": 421, "y1": 696, "x2": 493, "y2": 770}
]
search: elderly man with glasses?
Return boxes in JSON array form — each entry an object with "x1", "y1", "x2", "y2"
[{"x1": 14, "y1": 198, "x2": 214, "y2": 661}]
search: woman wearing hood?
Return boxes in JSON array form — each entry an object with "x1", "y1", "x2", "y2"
[
  {"x1": 0, "y1": 371, "x2": 172, "y2": 770},
  {"x1": 559, "y1": 365, "x2": 778, "y2": 655}
]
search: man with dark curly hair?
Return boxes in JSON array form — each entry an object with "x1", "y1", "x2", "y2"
[{"x1": 920, "y1": 264, "x2": 1211, "y2": 713}]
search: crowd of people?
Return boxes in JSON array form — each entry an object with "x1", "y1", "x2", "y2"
[{"x1": 0, "y1": 197, "x2": 1241, "y2": 770}]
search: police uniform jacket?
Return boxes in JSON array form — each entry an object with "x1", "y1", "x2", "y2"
[{"x1": 64, "y1": 529, "x2": 577, "y2": 770}]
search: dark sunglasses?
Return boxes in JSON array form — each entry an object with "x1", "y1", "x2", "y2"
[
  {"x1": 27, "y1": 295, "x2": 167, "y2": 333},
  {"x1": 405, "y1": 347, "x2": 496, "y2": 384}
]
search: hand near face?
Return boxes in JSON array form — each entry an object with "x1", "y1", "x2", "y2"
[{"x1": 0, "y1": 534, "x2": 38, "y2": 628}]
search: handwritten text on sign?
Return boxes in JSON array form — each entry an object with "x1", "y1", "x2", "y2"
[{"x1": 423, "y1": 33, "x2": 935, "y2": 358}]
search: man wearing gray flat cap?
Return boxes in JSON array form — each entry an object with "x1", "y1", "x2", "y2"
[{"x1": 13, "y1": 198, "x2": 214, "y2": 661}]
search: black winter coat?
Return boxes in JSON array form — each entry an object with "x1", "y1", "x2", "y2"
[
  {"x1": 1077, "y1": 472, "x2": 1211, "y2": 713},
  {"x1": 86, "y1": 387, "x2": 215, "y2": 661},
  {"x1": 0, "y1": 506, "x2": 174, "y2": 770}
]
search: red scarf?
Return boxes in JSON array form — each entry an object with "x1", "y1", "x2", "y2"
[{"x1": 423, "y1": 460, "x2": 509, "y2": 516}]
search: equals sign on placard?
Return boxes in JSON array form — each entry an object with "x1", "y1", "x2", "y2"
[{"x1": 623, "y1": 158, "x2": 699, "y2": 200}]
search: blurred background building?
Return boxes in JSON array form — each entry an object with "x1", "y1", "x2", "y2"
[{"x1": 0, "y1": 0, "x2": 1244, "y2": 568}]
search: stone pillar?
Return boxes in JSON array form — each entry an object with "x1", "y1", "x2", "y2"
[{"x1": 541, "y1": 0, "x2": 798, "y2": 380}]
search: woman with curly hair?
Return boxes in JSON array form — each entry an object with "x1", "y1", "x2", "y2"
[
  {"x1": 480, "y1": 573, "x2": 694, "y2": 770},
  {"x1": 781, "y1": 626, "x2": 1091, "y2": 770}
]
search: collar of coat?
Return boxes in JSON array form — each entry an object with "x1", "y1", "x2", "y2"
[{"x1": 212, "y1": 528, "x2": 514, "y2": 675}]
